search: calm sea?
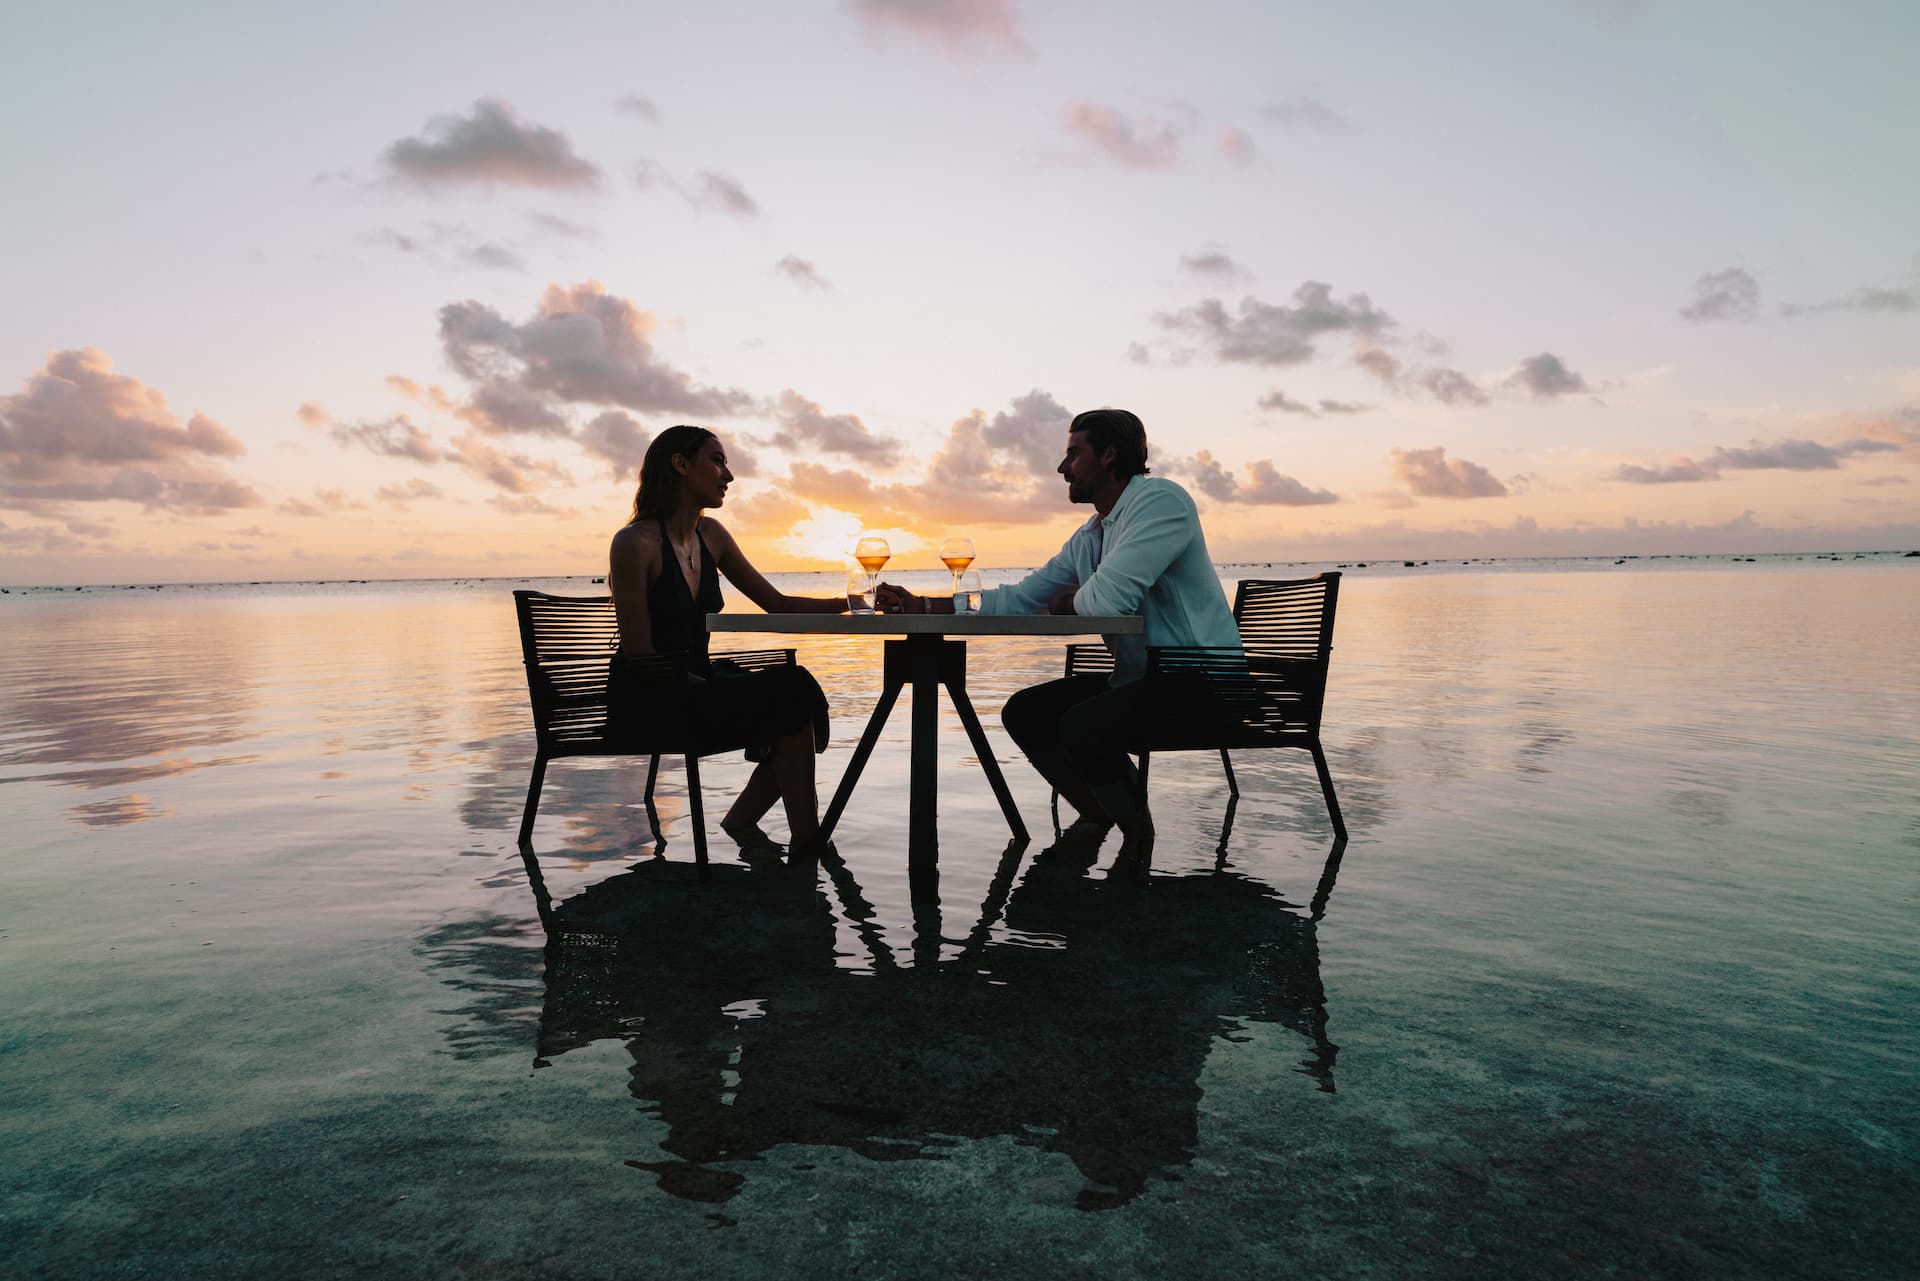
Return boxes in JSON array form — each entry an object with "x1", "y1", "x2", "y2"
[{"x1": 1, "y1": 556, "x2": 1915, "y2": 1279}]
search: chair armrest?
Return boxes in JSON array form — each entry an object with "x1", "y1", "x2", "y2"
[{"x1": 712, "y1": 647, "x2": 797, "y2": 671}]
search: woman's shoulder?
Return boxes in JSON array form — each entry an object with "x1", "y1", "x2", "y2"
[
  {"x1": 696, "y1": 515, "x2": 736, "y2": 549},
  {"x1": 611, "y1": 520, "x2": 664, "y2": 559}
]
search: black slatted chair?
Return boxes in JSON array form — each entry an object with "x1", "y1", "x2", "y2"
[
  {"x1": 1052, "y1": 573, "x2": 1346, "y2": 840},
  {"x1": 512, "y1": 591, "x2": 796, "y2": 875}
]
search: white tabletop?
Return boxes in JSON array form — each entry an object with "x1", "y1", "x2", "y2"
[{"x1": 707, "y1": 613, "x2": 1142, "y2": 637}]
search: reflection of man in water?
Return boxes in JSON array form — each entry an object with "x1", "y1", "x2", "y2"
[
  {"x1": 880, "y1": 409, "x2": 1240, "y2": 863},
  {"x1": 523, "y1": 847, "x2": 1336, "y2": 1212}
]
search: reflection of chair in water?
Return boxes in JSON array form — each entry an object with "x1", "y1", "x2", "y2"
[
  {"x1": 519, "y1": 836, "x2": 1344, "y2": 1212},
  {"x1": 1053, "y1": 574, "x2": 1347, "y2": 841},
  {"x1": 511, "y1": 591, "x2": 797, "y2": 873}
]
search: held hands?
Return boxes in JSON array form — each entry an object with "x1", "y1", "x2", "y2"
[
  {"x1": 1046, "y1": 584, "x2": 1079, "y2": 615},
  {"x1": 873, "y1": 582, "x2": 924, "y2": 614}
]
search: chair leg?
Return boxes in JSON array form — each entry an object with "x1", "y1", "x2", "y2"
[
  {"x1": 1219, "y1": 748, "x2": 1238, "y2": 798},
  {"x1": 517, "y1": 751, "x2": 549, "y2": 846},
  {"x1": 1049, "y1": 787, "x2": 1060, "y2": 837},
  {"x1": 684, "y1": 754, "x2": 711, "y2": 882},
  {"x1": 643, "y1": 753, "x2": 664, "y2": 854},
  {"x1": 1310, "y1": 740, "x2": 1347, "y2": 841}
]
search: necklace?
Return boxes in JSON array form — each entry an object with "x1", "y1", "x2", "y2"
[{"x1": 671, "y1": 529, "x2": 700, "y2": 578}]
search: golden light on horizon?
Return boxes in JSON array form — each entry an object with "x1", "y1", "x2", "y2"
[{"x1": 777, "y1": 507, "x2": 927, "y2": 567}]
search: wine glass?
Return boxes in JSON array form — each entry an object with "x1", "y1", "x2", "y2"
[
  {"x1": 939, "y1": 536, "x2": 976, "y2": 594},
  {"x1": 853, "y1": 533, "x2": 891, "y2": 602}
]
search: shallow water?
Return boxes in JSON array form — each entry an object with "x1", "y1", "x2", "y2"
[{"x1": 2, "y1": 561, "x2": 1915, "y2": 1279}]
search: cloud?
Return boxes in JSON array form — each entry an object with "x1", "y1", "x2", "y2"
[
  {"x1": 455, "y1": 378, "x2": 572, "y2": 437},
  {"x1": 327, "y1": 414, "x2": 440, "y2": 463},
  {"x1": 1389, "y1": 446, "x2": 1509, "y2": 498},
  {"x1": 1611, "y1": 458, "x2": 1720, "y2": 484},
  {"x1": 1507, "y1": 352, "x2": 1590, "y2": 398},
  {"x1": 775, "y1": 255, "x2": 833, "y2": 290},
  {"x1": 1318, "y1": 399, "x2": 1372, "y2": 415},
  {"x1": 1179, "y1": 250, "x2": 1249, "y2": 281},
  {"x1": 0, "y1": 348, "x2": 262, "y2": 515},
  {"x1": 631, "y1": 161, "x2": 762, "y2": 216},
  {"x1": 526, "y1": 210, "x2": 596, "y2": 240},
  {"x1": 849, "y1": 0, "x2": 1026, "y2": 55},
  {"x1": 1257, "y1": 389, "x2": 1317, "y2": 415},
  {"x1": 1189, "y1": 450, "x2": 1337, "y2": 505},
  {"x1": 460, "y1": 242, "x2": 524, "y2": 271},
  {"x1": 1262, "y1": 94, "x2": 1354, "y2": 133},
  {"x1": 375, "y1": 479, "x2": 444, "y2": 509},
  {"x1": 1352, "y1": 340, "x2": 1488, "y2": 406},
  {"x1": 1157, "y1": 281, "x2": 1394, "y2": 367},
  {"x1": 1218, "y1": 127, "x2": 1255, "y2": 164},
  {"x1": 612, "y1": 93, "x2": 660, "y2": 122},
  {"x1": 381, "y1": 99, "x2": 602, "y2": 190},
  {"x1": 384, "y1": 375, "x2": 455, "y2": 411},
  {"x1": 444, "y1": 433, "x2": 575, "y2": 494},
  {"x1": 1782, "y1": 280, "x2": 1920, "y2": 317},
  {"x1": 1352, "y1": 342, "x2": 1402, "y2": 384},
  {"x1": 578, "y1": 409, "x2": 652, "y2": 482},
  {"x1": 277, "y1": 488, "x2": 364, "y2": 517},
  {"x1": 1242, "y1": 460, "x2": 1340, "y2": 505},
  {"x1": 358, "y1": 221, "x2": 527, "y2": 272},
  {"x1": 692, "y1": 171, "x2": 760, "y2": 217},
  {"x1": 1680, "y1": 268, "x2": 1760, "y2": 322},
  {"x1": 1611, "y1": 435, "x2": 1901, "y2": 484},
  {"x1": 438, "y1": 280, "x2": 754, "y2": 431},
  {"x1": 768, "y1": 390, "x2": 906, "y2": 466},
  {"x1": 1413, "y1": 367, "x2": 1490, "y2": 407},
  {"x1": 487, "y1": 493, "x2": 578, "y2": 517},
  {"x1": 787, "y1": 388, "x2": 1070, "y2": 527},
  {"x1": 296, "y1": 401, "x2": 328, "y2": 427},
  {"x1": 1064, "y1": 101, "x2": 1182, "y2": 169}
]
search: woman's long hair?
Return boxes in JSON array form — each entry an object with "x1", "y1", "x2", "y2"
[{"x1": 628, "y1": 425, "x2": 718, "y2": 524}]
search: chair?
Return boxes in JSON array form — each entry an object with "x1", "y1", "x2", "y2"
[
  {"x1": 512, "y1": 590, "x2": 796, "y2": 875},
  {"x1": 1051, "y1": 573, "x2": 1346, "y2": 840}
]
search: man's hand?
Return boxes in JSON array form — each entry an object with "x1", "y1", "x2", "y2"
[
  {"x1": 1046, "y1": 585, "x2": 1078, "y2": 615},
  {"x1": 874, "y1": 582, "x2": 924, "y2": 614}
]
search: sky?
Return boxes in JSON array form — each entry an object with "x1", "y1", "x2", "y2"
[{"x1": 2, "y1": 0, "x2": 1917, "y2": 586}]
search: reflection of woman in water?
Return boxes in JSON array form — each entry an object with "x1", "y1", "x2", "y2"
[{"x1": 607, "y1": 425, "x2": 846, "y2": 858}]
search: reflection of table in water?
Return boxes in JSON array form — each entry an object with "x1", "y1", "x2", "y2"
[
  {"x1": 521, "y1": 837, "x2": 1343, "y2": 1212},
  {"x1": 707, "y1": 613, "x2": 1143, "y2": 861}
]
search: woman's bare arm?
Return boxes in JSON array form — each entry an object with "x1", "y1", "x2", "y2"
[
  {"x1": 706, "y1": 519, "x2": 847, "y2": 614},
  {"x1": 608, "y1": 523, "x2": 660, "y2": 653}
]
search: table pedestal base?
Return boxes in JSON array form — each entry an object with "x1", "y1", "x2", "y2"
[{"x1": 819, "y1": 635, "x2": 1029, "y2": 862}]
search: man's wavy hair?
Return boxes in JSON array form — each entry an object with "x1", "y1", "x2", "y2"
[{"x1": 1069, "y1": 408, "x2": 1150, "y2": 480}]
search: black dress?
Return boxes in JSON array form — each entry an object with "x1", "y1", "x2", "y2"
[{"x1": 606, "y1": 519, "x2": 830, "y2": 762}]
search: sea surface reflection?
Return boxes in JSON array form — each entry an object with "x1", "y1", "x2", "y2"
[{"x1": 442, "y1": 834, "x2": 1344, "y2": 1214}]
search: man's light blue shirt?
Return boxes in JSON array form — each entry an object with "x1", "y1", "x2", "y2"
[{"x1": 980, "y1": 475, "x2": 1240, "y2": 682}]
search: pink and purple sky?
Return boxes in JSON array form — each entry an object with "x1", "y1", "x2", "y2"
[{"x1": 3, "y1": 0, "x2": 1917, "y2": 585}]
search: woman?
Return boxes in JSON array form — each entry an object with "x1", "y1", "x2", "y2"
[{"x1": 608, "y1": 424, "x2": 844, "y2": 860}]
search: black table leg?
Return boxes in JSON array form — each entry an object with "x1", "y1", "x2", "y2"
[
  {"x1": 906, "y1": 635, "x2": 941, "y2": 862},
  {"x1": 819, "y1": 646, "x2": 905, "y2": 842},
  {"x1": 940, "y1": 644, "x2": 1029, "y2": 843},
  {"x1": 820, "y1": 635, "x2": 1029, "y2": 861}
]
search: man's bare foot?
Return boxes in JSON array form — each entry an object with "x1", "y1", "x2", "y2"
[{"x1": 721, "y1": 820, "x2": 785, "y2": 861}]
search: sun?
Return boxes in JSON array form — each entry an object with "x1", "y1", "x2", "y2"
[{"x1": 781, "y1": 507, "x2": 923, "y2": 567}]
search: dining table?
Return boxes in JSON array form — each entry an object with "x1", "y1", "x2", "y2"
[{"x1": 707, "y1": 612, "x2": 1143, "y2": 862}]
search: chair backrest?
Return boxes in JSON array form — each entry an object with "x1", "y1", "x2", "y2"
[
  {"x1": 513, "y1": 591, "x2": 619, "y2": 744},
  {"x1": 1233, "y1": 573, "x2": 1340, "y2": 732}
]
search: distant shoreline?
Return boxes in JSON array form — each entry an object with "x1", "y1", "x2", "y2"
[{"x1": 3, "y1": 548, "x2": 1916, "y2": 594}]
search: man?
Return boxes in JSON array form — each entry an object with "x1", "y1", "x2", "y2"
[{"x1": 876, "y1": 408, "x2": 1240, "y2": 863}]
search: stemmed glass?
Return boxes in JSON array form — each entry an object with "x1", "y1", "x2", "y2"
[
  {"x1": 939, "y1": 536, "x2": 976, "y2": 595},
  {"x1": 853, "y1": 533, "x2": 891, "y2": 604}
]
